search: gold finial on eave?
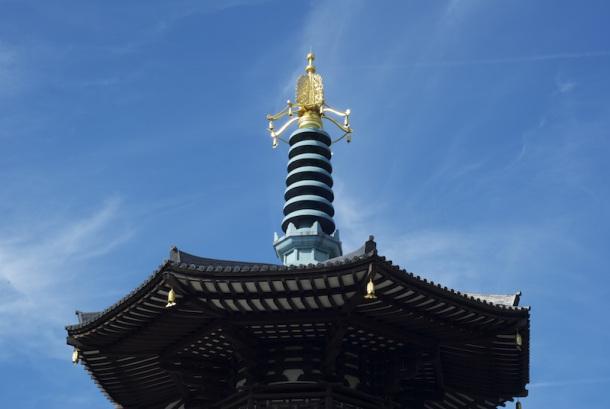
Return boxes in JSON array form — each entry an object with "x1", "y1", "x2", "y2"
[
  {"x1": 72, "y1": 348, "x2": 80, "y2": 365},
  {"x1": 166, "y1": 288, "x2": 177, "y2": 308},
  {"x1": 265, "y1": 52, "x2": 353, "y2": 146}
]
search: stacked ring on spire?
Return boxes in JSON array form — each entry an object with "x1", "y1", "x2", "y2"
[{"x1": 282, "y1": 128, "x2": 336, "y2": 235}]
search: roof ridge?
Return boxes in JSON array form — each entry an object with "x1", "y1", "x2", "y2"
[{"x1": 171, "y1": 246, "x2": 279, "y2": 267}]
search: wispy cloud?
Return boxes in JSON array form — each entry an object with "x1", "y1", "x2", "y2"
[
  {"x1": 373, "y1": 50, "x2": 610, "y2": 68},
  {"x1": 556, "y1": 80, "x2": 576, "y2": 94},
  {"x1": 269, "y1": 0, "x2": 365, "y2": 100},
  {"x1": 335, "y1": 50, "x2": 610, "y2": 74},
  {"x1": 530, "y1": 377, "x2": 610, "y2": 388},
  {"x1": 554, "y1": 74, "x2": 577, "y2": 94},
  {"x1": 0, "y1": 198, "x2": 133, "y2": 360},
  {"x1": 112, "y1": 0, "x2": 272, "y2": 55},
  {"x1": 333, "y1": 177, "x2": 574, "y2": 293},
  {"x1": 70, "y1": 77, "x2": 121, "y2": 88},
  {"x1": 0, "y1": 42, "x2": 22, "y2": 98}
]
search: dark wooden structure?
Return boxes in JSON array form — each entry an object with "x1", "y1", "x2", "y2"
[{"x1": 66, "y1": 238, "x2": 529, "y2": 409}]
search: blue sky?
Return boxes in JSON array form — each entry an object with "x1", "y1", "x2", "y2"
[{"x1": 0, "y1": 0, "x2": 609, "y2": 407}]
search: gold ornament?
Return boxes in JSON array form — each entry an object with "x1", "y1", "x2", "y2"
[
  {"x1": 72, "y1": 348, "x2": 80, "y2": 365},
  {"x1": 364, "y1": 277, "x2": 377, "y2": 300},
  {"x1": 166, "y1": 288, "x2": 177, "y2": 308},
  {"x1": 266, "y1": 52, "x2": 352, "y2": 146}
]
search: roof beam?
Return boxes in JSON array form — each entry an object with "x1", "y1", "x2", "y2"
[
  {"x1": 159, "y1": 319, "x2": 222, "y2": 361},
  {"x1": 322, "y1": 321, "x2": 348, "y2": 378}
]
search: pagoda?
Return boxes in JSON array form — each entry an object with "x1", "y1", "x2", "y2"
[{"x1": 66, "y1": 53, "x2": 530, "y2": 409}]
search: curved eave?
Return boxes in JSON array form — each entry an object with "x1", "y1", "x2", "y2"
[
  {"x1": 375, "y1": 255, "x2": 529, "y2": 316},
  {"x1": 66, "y1": 252, "x2": 527, "y2": 337},
  {"x1": 67, "y1": 247, "x2": 528, "y2": 337}
]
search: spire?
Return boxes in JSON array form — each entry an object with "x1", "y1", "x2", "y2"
[{"x1": 266, "y1": 53, "x2": 353, "y2": 265}]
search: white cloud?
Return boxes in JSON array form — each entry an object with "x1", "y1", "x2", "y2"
[
  {"x1": 0, "y1": 42, "x2": 21, "y2": 98},
  {"x1": 408, "y1": 50, "x2": 610, "y2": 67},
  {"x1": 333, "y1": 179, "x2": 571, "y2": 294},
  {"x1": 557, "y1": 81, "x2": 576, "y2": 93},
  {"x1": 555, "y1": 75, "x2": 577, "y2": 94},
  {"x1": 111, "y1": 0, "x2": 272, "y2": 55},
  {"x1": 530, "y1": 377, "x2": 610, "y2": 388},
  {"x1": 350, "y1": 50, "x2": 610, "y2": 70},
  {"x1": 0, "y1": 198, "x2": 133, "y2": 360}
]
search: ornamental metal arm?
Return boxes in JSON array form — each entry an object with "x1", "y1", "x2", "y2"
[
  {"x1": 268, "y1": 116, "x2": 299, "y2": 148},
  {"x1": 266, "y1": 100, "x2": 301, "y2": 122},
  {"x1": 267, "y1": 100, "x2": 303, "y2": 148},
  {"x1": 321, "y1": 105, "x2": 353, "y2": 143}
]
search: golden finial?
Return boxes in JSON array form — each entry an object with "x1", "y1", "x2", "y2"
[
  {"x1": 306, "y1": 52, "x2": 316, "y2": 73},
  {"x1": 266, "y1": 52, "x2": 352, "y2": 147},
  {"x1": 296, "y1": 53, "x2": 324, "y2": 128}
]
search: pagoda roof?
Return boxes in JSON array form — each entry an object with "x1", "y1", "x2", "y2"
[{"x1": 66, "y1": 238, "x2": 529, "y2": 409}]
